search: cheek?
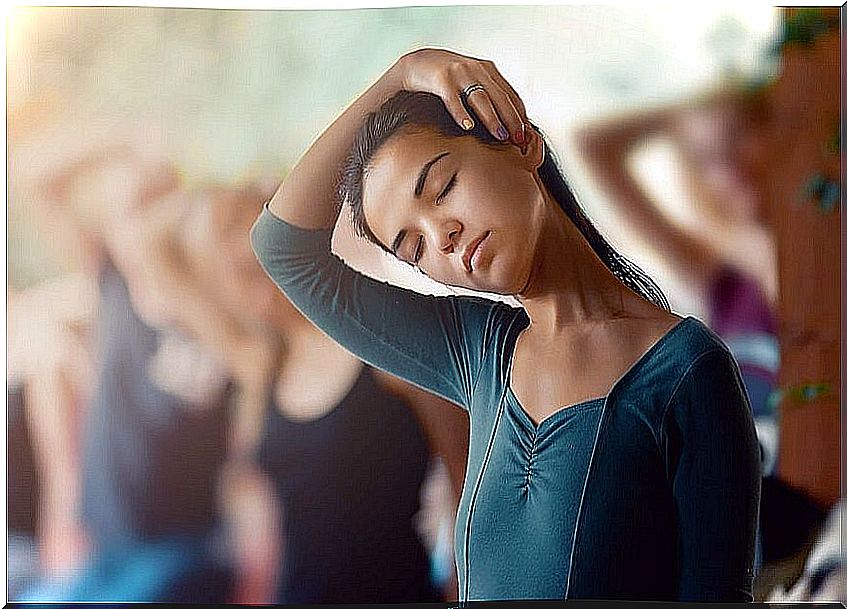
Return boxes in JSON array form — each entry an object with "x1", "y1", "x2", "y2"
[
  {"x1": 418, "y1": 257, "x2": 460, "y2": 288},
  {"x1": 476, "y1": 170, "x2": 538, "y2": 228},
  {"x1": 491, "y1": 214, "x2": 543, "y2": 294}
]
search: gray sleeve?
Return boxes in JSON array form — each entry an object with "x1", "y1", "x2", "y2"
[
  {"x1": 661, "y1": 348, "x2": 762, "y2": 602},
  {"x1": 250, "y1": 205, "x2": 506, "y2": 412}
]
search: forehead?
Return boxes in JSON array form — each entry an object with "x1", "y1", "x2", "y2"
[
  {"x1": 361, "y1": 129, "x2": 454, "y2": 244},
  {"x1": 363, "y1": 129, "x2": 451, "y2": 201}
]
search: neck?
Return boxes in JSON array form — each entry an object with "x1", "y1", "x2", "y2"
[{"x1": 516, "y1": 191, "x2": 644, "y2": 334}]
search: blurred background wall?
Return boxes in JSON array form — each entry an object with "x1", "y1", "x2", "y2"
[{"x1": 8, "y1": 4, "x2": 778, "y2": 293}]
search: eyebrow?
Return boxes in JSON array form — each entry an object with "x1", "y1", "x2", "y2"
[{"x1": 414, "y1": 151, "x2": 450, "y2": 198}]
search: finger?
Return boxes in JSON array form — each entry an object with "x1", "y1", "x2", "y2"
[
  {"x1": 483, "y1": 61, "x2": 527, "y2": 122},
  {"x1": 483, "y1": 79, "x2": 525, "y2": 146},
  {"x1": 439, "y1": 84, "x2": 478, "y2": 132},
  {"x1": 445, "y1": 62, "x2": 506, "y2": 139},
  {"x1": 464, "y1": 85, "x2": 509, "y2": 142},
  {"x1": 483, "y1": 63, "x2": 529, "y2": 143}
]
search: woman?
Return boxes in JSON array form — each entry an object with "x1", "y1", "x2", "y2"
[
  {"x1": 251, "y1": 48, "x2": 761, "y2": 601},
  {"x1": 20, "y1": 146, "x2": 234, "y2": 603},
  {"x1": 186, "y1": 183, "x2": 468, "y2": 603}
]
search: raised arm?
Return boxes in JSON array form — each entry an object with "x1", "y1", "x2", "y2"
[
  {"x1": 253, "y1": 49, "x2": 528, "y2": 411},
  {"x1": 266, "y1": 49, "x2": 526, "y2": 230},
  {"x1": 575, "y1": 102, "x2": 724, "y2": 291},
  {"x1": 9, "y1": 280, "x2": 96, "y2": 575}
]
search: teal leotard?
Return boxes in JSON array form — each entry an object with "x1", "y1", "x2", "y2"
[{"x1": 251, "y1": 206, "x2": 761, "y2": 602}]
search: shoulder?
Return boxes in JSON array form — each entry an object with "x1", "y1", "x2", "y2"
[
  {"x1": 652, "y1": 316, "x2": 744, "y2": 403},
  {"x1": 669, "y1": 318, "x2": 741, "y2": 394},
  {"x1": 616, "y1": 316, "x2": 746, "y2": 432},
  {"x1": 445, "y1": 294, "x2": 526, "y2": 393},
  {"x1": 658, "y1": 319, "x2": 752, "y2": 436},
  {"x1": 671, "y1": 316, "x2": 734, "y2": 364},
  {"x1": 443, "y1": 294, "x2": 526, "y2": 371},
  {"x1": 616, "y1": 315, "x2": 733, "y2": 396},
  {"x1": 640, "y1": 316, "x2": 737, "y2": 392}
]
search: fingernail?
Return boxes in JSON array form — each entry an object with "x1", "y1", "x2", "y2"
[
  {"x1": 496, "y1": 125, "x2": 509, "y2": 141},
  {"x1": 514, "y1": 125, "x2": 525, "y2": 144},
  {"x1": 462, "y1": 118, "x2": 474, "y2": 130}
]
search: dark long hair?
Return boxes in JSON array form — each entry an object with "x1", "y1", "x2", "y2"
[{"x1": 337, "y1": 90, "x2": 670, "y2": 311}]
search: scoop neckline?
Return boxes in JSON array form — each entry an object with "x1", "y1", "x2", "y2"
[
  {"x1": 506, "y1": 387, "x2": 605, "y2": 435},
  {"x1": 505, "y1": 315, "x2": 693, "y2": 432}
]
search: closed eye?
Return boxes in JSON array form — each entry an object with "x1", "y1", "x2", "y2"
[
  {"x1": 413, "y1": 235, "x2": 424, "y2": 264},
  {"x1": 436, "y1": 172, "x2": 458, "y2": 205}
]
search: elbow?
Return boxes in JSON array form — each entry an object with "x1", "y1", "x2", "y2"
[{"x1": 573, "y1": 126, "x2": 632, "y2": 184}]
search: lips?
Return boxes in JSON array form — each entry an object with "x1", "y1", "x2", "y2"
[{"x1": 462, "y1": 231, "x2": 491, "y2": 273}]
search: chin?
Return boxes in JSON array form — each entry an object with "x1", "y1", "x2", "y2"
[
  {"x1": 470, "y1": 265, "x2": 528, "y2": 297},
  {"x1": 493, "y1": 252, "x2": 534, "y2": 296}
]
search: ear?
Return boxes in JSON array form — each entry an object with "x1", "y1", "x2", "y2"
[{"x1": 521, "y1": 125, "x2": 545, "y2": 169}]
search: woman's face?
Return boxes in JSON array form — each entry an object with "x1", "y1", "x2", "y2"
[
  {"x1": 361, "y1": 127, "x2": 546, "y2": 295},
  {"x1": 187, "y1": 188, "x2": 302, "y2": 330}
]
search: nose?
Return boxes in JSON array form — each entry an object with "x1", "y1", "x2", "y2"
[{"x1": 438, "y1": 219, "x2": 462, "y2": 255}]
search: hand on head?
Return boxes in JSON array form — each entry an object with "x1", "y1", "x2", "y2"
[{"x1": 397, "y1": 48, "x2": 529, "y2": 150}]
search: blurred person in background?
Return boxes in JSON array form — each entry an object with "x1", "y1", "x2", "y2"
[
  {"x1": 10, "y1": 138, "x2": 468, "y2": 603},
  {"x1": 183, "y1": 182, "x2": 470, "y2": 603},
  {"x1": 16, "y1": 144, "x2": 251, "y2": 602},
  {"x1": 753, "y1": 10, "x2": 840, "y2": 601},
  {"x1": 763, "y1": 497, "x2": 844, "y2": 602},
  {"x1": 752, "y1": 476, "x2": 831, "y2": 601}
]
